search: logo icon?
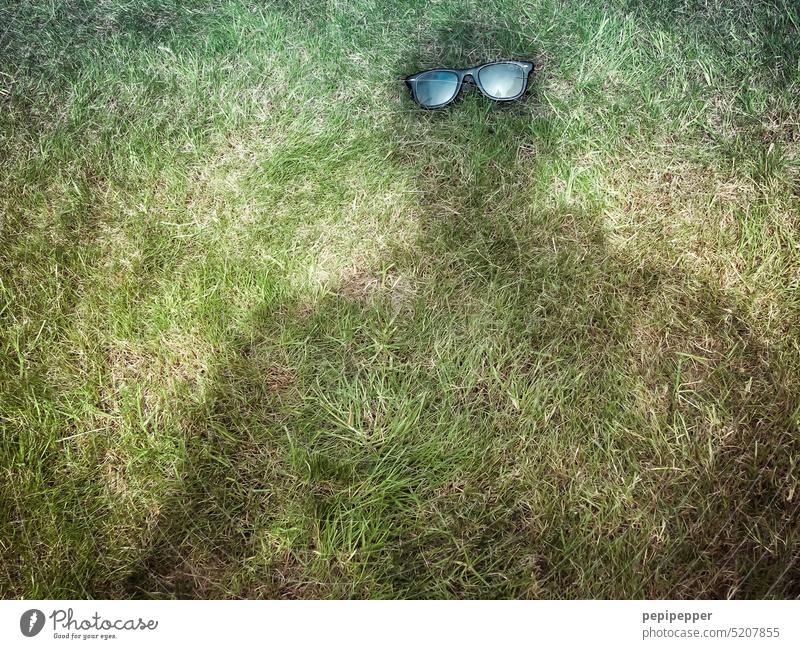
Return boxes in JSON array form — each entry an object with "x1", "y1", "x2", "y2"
[{"x1": 20, "y1": 609, "x2": 45, "y2": 637}]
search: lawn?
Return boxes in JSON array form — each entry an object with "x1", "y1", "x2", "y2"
[{"x1": 1, "y1": 0, "x2": 798, "y2": 599}]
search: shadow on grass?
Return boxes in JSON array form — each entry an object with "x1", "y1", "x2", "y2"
[
  {"x1": 626, "y1": 0, "x2": 800, "y2": 86},
  {"x1": 124, "y1": 67, "x2": 798, "y2": 597}
]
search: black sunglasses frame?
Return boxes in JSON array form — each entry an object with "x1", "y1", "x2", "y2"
[{"x1": 405, "y1": 60, "x2": 535, "y2": 109}]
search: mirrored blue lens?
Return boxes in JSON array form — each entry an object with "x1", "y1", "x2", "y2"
[
  {"x1": 477, "y1": 63, "x2": 525, "y2": 99},
  {"x1": 415, "y1": 71, "x2": 459, "y2": 107}
]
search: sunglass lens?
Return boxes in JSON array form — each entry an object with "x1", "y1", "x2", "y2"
[
  {"x1": 415, "y1": 71, "x2": 459, "y2": 107},
  {"x1": 477, "y1": 63, "x2": 525, "y2": 99}
]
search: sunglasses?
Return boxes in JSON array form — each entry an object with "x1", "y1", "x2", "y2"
[{"x1": 405, "y1": 60, "x2": 534, "y2": 109}]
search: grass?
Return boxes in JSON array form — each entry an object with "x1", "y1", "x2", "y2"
[{"x1": 1, "y1": 0, "x2": 799, "y2": 599}]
